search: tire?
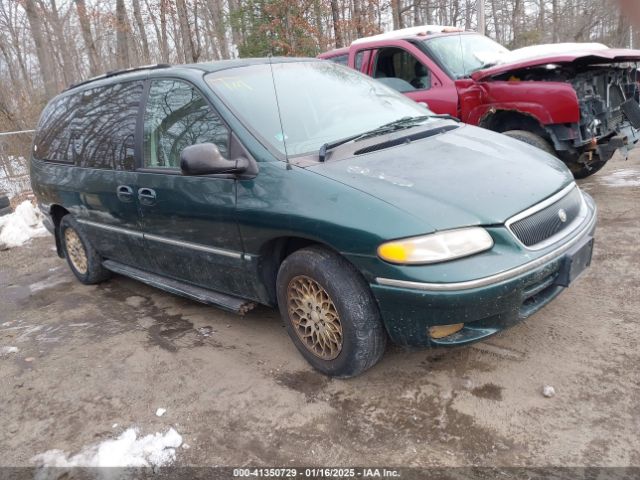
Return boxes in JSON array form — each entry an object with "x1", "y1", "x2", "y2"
[
  {"x1": 503, "y1": 130, "x2": 609, "y2": 179},
  {"x1": 0, "y1": 206, "x2": 11, "y2": 217},
  {"x1": 276, "y1": 246, "x2": 387, "y2": 378},
  {"x1": 503, "y1": 130, "x2": 556, "y2": 155},
  {"x1": 0, "y1": 195, "x2": 9, "y2": 209},
  {"x1": 60, "y1": 215, "x2": 110, "y2": 285},
  {"x1": 568, "y1": 157, "x2": 609, "y2": 179}
]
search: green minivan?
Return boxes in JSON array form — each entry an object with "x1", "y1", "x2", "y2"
[{"x1": 31, "y1": 59, "x2": 596, "y2": 377}]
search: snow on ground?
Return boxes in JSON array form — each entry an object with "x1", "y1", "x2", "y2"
[
  {"x1": 32, "y1": 427, "x2": 183, "y2": 469},
  {"x1": 0, "y1": 346, "x2": 19, "y2": 356},
  {"x1": 599, "y1": 169, "x2": 640, "y2": 188},
  {"x1": 0, "y1": 201, "x2": 49, "y2": 250}
]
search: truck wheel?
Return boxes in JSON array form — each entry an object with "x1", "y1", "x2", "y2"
[
  {"x1": 568, "y1": 158, "x2": 609, "y2": 179},
  {"x1": 503, "y1": 130, "x2": 555, "y2": 155},
  {"x1": 276, "y1": 246, "x2": 387, "y2": 378},
  {"x1": 60, "y1": 215, "x2": 110, "y2": 285}
]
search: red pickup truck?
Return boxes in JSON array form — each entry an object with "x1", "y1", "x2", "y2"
[{"x1": 319, "y1": 26, "x2": 640, "y2": 178}]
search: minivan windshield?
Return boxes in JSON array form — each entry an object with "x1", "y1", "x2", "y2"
[
  {"x1": 206, "y1": 61, "x2": 432, "y2": 157},
  {"x1": 425, "y1": 34, "x2": 510, "y2": 78}
]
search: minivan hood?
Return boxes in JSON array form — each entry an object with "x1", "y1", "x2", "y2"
[
  {"x1": 307, "y1": 125, "x2": 574, "y2": 231},
  {"x1": 472, "y1": 45, "x2": 640, "y2": 81}
]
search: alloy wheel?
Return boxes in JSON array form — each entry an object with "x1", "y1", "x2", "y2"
[{"x1": 287, "y1": 275, "x2": 343, "y2": 360}]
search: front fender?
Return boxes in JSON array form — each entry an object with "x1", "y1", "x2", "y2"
[{"x1": 464, "y1": 81, "x2": 581, "y2": 126}]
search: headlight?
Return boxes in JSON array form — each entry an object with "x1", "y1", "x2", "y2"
[{"x1": 377, "y1": 227, "x2": 494, "y2": 265}]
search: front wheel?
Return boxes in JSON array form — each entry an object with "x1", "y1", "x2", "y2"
[
  {"x1": 503, "y1": 130, "x2": 610, "y2": 179},
  {"x1": 567, "y1": 156, "x2": 609, "y2": 179},
  {"x1": 503, "y1": 130, "x2": 555, "y2": 155},
  {"x1": 276, "y1": 246, "x2": 387, "y2": 378}
]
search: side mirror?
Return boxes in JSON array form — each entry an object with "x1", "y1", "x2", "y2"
[{"x1": 180, "y1": 143, "x2": 250, "y2": 176}]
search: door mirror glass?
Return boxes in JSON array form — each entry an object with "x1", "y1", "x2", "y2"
[{"x1": 180, "y1": 143, "x2": 248, "y2": 176}]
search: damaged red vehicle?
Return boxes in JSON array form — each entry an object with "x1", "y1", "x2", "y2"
[{"x1": 319, "y1": 26, "x2": 640, "y2": 178}]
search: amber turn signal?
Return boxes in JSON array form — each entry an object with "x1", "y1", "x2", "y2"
[{"x1": 429, "y1": 323, "x2": 464, "y2": 339}]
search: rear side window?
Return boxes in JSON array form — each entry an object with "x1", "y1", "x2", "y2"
[
  {"x1": 34, "y1": 81, "x2": 143, "y2": 170},
  {"x1": 143, "y1": 79, "x2": 229, "y2": 169},
  {"x1": 76, "y1": 81, "x2": 143, "y2": 170},
  {"x1": 327, "y1": 54, "x2": 348, "y2": 66},
  {"x1": 34, "y1": 95, "x2": 83, "y2": 163}
]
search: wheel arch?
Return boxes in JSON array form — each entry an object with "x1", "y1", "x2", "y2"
[
  {"x1": 256, "y1": 236, "x2": 349, "y2": 306},
  {"x1": 479, "y1": 109, "x2": 550, "y2": 139},
  {"x1": 49, "y1": 204, "x2": 69, "y2": 258}
]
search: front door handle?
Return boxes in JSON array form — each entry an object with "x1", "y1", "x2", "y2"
[
  {"x1": 117, "y1": 185, "x2": 134, "y2": 203},
  {"x1": 138, "y1": 187, "x2": 157, "y2": 206}
]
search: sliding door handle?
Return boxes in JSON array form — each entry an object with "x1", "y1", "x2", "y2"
[
  {"x1": 116, "y1": 185, "x2": 134, "y2": 203},
  {"x1": 138, "y1": 188, "x2": 157, "y2": 206}
]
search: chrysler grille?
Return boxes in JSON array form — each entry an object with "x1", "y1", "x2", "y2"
[{"x1": 509, "y1": 187, "x2": 583, "y2": 248}]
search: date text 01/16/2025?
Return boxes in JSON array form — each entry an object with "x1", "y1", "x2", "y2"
[{"x1": 233, "y1": 468, "x2": 401, "y2": 478}]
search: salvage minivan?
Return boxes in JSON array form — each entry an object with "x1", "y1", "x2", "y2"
[{"x1": 31, "y1": 59, "x2": 597, "y2": 377}]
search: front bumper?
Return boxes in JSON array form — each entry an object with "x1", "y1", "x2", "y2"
[
  {"x1": 370, "y1": 194, "x2": 597, "y2": 348},
  {"x1": 612, "y1": 122, "x2": 640, "y2": 160}
]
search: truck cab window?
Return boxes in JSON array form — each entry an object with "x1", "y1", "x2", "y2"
[
  {"x1": 373, "y1": 48, "x2": 431, "y2": 93},
  {"x1": 327, "y1": 54, "x2": 348, "y2": 66}
]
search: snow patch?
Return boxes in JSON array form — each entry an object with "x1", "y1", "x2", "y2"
[
  {"x1": 29, "y1": 277, "x2": 69, "y2": 293},
  {"x1": 32, "y1": 427, "x2": 182, "y2": 469},
  {"x1": 600, "y1": 169, "x2": 640, "y2": 188},
  {"x1": 0, "y1": 201, "x2": 49, "y2": 250},
  {"x1": 505, "y1": 42, "x2": 609, "y2": 63},
  {"x1": 155, "y1": 408, "x2": 166, "y2": 417},
  {"x1": 1, "y1": 346, "x2": 19, "y2": 356}
]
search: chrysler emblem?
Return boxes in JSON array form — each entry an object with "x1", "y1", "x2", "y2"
[{"x1": 558, "y1": 209, "x2": 568, "y2": 223}]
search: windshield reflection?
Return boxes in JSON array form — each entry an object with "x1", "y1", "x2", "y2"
[
  {"x1": 206, "y1": 62, "x2": 431, "y2": 157},
  {"x1": 426, "y1": 34, "x2": 510, "y2": 78}
]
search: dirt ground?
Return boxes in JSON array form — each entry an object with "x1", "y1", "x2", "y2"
[{"x1": 0, "y1": 152, "x2": 639, "y2": 469}]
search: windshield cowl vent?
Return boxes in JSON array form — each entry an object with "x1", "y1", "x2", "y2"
[{"x1": 353, "y1": 125, "x2": 459, "y2": 156}]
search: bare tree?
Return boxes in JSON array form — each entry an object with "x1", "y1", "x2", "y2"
[
  {"x1": 132, "y1": 0, "x2": 151, "y2": 64},
  {"x1": 23, "y1": 0, "x2": 56, "y2": 98},
  {"x1": 74, "y1": 0, "x2": 100, "y2": 76}
]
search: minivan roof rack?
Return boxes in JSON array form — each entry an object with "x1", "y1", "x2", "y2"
[{"x1": 65, "y1": 64, "x2": 172, "y2": 92}]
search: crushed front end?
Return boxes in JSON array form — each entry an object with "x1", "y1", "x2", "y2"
[{"x1": 549, "y1": 65, "x2": 640, "y2": 176}]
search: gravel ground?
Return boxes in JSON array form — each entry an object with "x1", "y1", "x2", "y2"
[{"x1": 0, "y1": 152, "x2": 639, "y2": 469}]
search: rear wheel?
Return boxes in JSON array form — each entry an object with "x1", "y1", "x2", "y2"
[
  {"x1": 60, "y1": 215, "x2": 110, "y2": 285},
  {"x1": 276, "y1": 246, "x2": 387, "y2": 378}
]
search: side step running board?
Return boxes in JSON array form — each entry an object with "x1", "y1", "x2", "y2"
[{"x1": 102, "y1": 260, "x2": 256, "y2": 315}]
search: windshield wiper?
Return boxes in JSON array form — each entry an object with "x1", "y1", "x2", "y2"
[
  {"x1": 318, "y1": 115, "x2": 433, "y2": 162},
  {"x1": 467, "y1": 61, "x2": 499, "y2": 75}
]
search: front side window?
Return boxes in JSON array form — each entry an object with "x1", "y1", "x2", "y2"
[
  {"x1": 373, "y1": 48, "x2": 432, "y2": 93},
  {"x1": 206, "y1": 61, "x2": 431, "y2": 157},
  {"x1": 143, "y1": 80, "x2": 229, "y2": 169}
]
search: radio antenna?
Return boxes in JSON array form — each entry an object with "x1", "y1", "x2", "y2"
[{"x1": 268, "y1": 55, "x2": 290, "y2": 167}]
